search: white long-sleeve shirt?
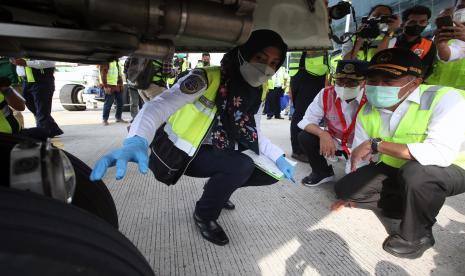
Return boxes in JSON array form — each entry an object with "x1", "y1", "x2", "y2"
[
  {"x1": 16, "y1": 60, "x2": 56, "y2": 77},
  {"x1": 297, "y1": 87, "x2": 364, "y2": 150},
  {"x1": 438, "y1": 39, "x2": 465, "y2": 62},
  {"x1": 351, "y1": 86, "x2": 465, "y2": 169},
  {"x1": 128, "y1": 70, "x2": 285, "y2": 162}
]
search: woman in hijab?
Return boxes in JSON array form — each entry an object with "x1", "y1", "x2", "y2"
[{"x1": 90, "y1": 30, "x2": 295, "y2": 245}]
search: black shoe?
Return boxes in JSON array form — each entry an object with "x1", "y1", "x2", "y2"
[
  {"x1": 383, "y1": 233, "x2": 435, "y2": 259},
  {"x1": 301, "y1": 169, "x2": 335, "y2": 187},
  {"x1": 275, "y1": 116, "x2": 284, "y2": 119},
  {"x1": 266, "y1": 116, "x2": 272, "y2": 120},
  {"x1": 193, "y1": 212, "x2": 229, "y2": 246},
  {"x1": 291, "y1": 153, "x2": 309, "y2": 163},
  {"x1": 223, "y1": 200, "x2": 235, "y2": 210}
]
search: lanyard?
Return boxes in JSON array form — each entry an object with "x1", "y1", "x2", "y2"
[{"x1": 334, "y1": 92, "x2": 367, "y2": 155}]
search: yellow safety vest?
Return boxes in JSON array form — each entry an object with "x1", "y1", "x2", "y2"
[
  {"x1": 267, "y1": 68, "x2": 286, "y2": 90},
  {"x1": 304, "y1": 55, "x2": 328, "y2": 76},
  {"x1": 0, "y1": 92, "x2": 20, "y2": 134},
  {"x1": 167, "y1": 59, "x2": 188, "y2": 86},
  {"x1": 425, "y1": 40, "x2": 465, "y2": 90},
  {"x1": 164, "y1": 67, "x2": 266, "y2": 156},
  {"x1": 99, "y1": 61, "x2": 119, "y2": 86},
  {"x1": 288, "y1": 52, "x2": 302, "y2": 77},
  {"x1": 359, "y1": 85, "x2": 465, "y2": 169},
  {"x1": 354, "y1": 35, "x2": 384, "y2": 62}
]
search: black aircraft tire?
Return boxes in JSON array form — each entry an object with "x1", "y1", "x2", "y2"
[{"x1": 0, "y1": 186, "x2": 155, "y2": 276}]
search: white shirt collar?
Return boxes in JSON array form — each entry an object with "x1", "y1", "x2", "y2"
[{"x1": 405, "y1": 86, "x2": 421, "y2": 105}]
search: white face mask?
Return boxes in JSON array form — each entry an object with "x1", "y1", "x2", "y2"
[
  {"x1": 238, "y1": 50, "x2": 276, "y2": 87},
  {"x1": 454, "y1": 8, "x2": 465, "y2": 23},
  {"x1": 334, "y1": 84, "x2": 361, "y2": 101}
]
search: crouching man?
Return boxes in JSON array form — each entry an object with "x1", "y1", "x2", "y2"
[
  {"x1": 298, "y1": 60, "x2": 368, "y2": 186},
  {"x1": 334, "y1": 48, "x2": 465, "y2": 259}
]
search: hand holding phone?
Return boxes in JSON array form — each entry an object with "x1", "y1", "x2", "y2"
[{"x1": 436, "y1": 16, "x2": 453, "y2": 29}]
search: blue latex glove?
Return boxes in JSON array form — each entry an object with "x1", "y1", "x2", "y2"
[
  {"x1": 90, "y1": 135, "x2": 149, "y2": 181},
  {"x1": 276, "y1": 155, "x2": 296, "y2": 183}
]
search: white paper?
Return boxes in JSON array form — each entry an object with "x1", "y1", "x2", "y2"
[{"x1": 241, "y1": 150, "x2": 296, "y2": 180}]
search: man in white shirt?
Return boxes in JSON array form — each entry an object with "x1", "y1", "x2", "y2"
[
  {"x1": 333, "y1": 48, "x2": 465, "y2": 259},
  {"x1": 435, "y1": 0, "x2": 465, "y2": 62},
  {"x1": 297, "y1": 60, "x2": 368, "y2": 186},
  {"x1": 10, "y1": 58, "x2": 63, "y2": 137}
]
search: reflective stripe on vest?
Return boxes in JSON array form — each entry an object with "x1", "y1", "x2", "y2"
[
  {"x1": 165, "y1": 67, "x2": 267, "y2": 156},
  {"x1": 359, "y1": 85, "x2": 465, "y2": 169},
  {"x1": 323, "y1": 86, "x2": 366, "y2": 154},
  {"x1": 164, "y1": 67, "x2": 221, "y2": 156},
  {"x1": 288, "y1": 52, "x2": 302, "y2": 77},
  {"x1": 425, "y1": 40, "x2": 465, "y2": 89}
]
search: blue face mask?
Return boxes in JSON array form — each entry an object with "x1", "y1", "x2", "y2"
[{"x1": 365, "y1": 80, "x2": 415, "y2": 108}]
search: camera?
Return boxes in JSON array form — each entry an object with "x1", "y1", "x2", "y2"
[{"x1": 358, "y1": 15, "x2": 395, "y2": 39}]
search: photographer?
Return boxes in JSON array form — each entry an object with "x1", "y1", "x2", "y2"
[
  {"x1": 376, "y1": 5, "x2": 436, "y2": 78},
  {"x1": 342, "y1": 5, "x2": 399, "y2": 61},
  {"x1": 434, "y1": 1, "x2": 465, "y2": 63}
]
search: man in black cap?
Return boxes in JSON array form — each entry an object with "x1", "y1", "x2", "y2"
[
  {"x1": 298, "y1": 60, "x2": 368, "y2": 186},
  {"x1": 333, "y1": 48, "x2": 465, "y2": 259}
]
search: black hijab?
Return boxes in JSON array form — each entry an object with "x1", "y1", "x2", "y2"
[{"x1": 211, "y1": 30, "x2": 288, "y2": 154}]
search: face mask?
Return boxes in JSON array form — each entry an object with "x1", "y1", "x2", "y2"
[
  {"x1": 365, "y1": 79, "x2": 415, "y2": 108},
  {"x1": 454, "y1": 8, "x2": 465, "y2": 23},
  {"x1": 238, "y1": 50, "x2": 276, "y2": 87},
  {"x1": 334, "y1": 84, "x2": 361, "y2": 101},
  {"x1": 404, "y1": 24, "x2": 426, "y2": 36}
]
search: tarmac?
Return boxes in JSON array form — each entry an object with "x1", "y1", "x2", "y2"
[{"x1": 24, "y1": 97, "x2": 465, "y2": 276}]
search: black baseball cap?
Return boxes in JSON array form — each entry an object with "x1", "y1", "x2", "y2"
[
  {"x1": 334, "y1": 60, "x2": 368, "y2": 80},
  {"x1": 367, "y1": 48, "x2": 423, "y2": 78}
]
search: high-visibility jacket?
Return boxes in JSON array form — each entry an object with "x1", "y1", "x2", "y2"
[
  {"x1": 0, "y1": 91, "x2": 20, "y2": 134},
  {"x1": 395, "y1": 37, "x2": 433, "y2": 60},
  {"x1": 359, "y1": 85, "x2": 465, "y2": 169},
  {"x1": 25, "y1": 63, "x2": 54, "y2": 83},
  {"x1": 165, "y1": 66, "x2": 267, "y2": 156},
  {"x1": 354, "y1": 35, "x2": 384, "y2": 62},
  {"x1": 99, "y1": 61, "x2": 119, "y2": 86},
  {"x1": 323, "y1": 86, "x2": 366, "y2": 155},
  {"x1": 425, "y1": 40, "x2": 465, "y2": 89},
  {"x1": 288, "y1": 52, "x2": 302, "y2": 77},
  {"x1": 289, "y1": 52, "x2": 328, "y2": 78},
  {"x1": 152, "y1": 60, "x2": 168, "y2": 87},
  {"x1": 167, "y1": 59, "x2": 188, "y2": 86}
]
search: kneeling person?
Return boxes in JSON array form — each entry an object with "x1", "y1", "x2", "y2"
[
  {"x1": 298, "y1": 60, "x2": 368, "y2": 186},
  {"x1": 334, "y1": 48, "x2": 465, "y2": 259}
]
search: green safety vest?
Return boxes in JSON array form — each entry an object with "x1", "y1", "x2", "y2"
[
  {"x1": 354, "y1": 35, "x2": 384, "y2": 62},
  {"x1": 288, "y1": 52, "x2": 328, "y2": 78},
  {"x1": 0, "y1": 92, "x2": 20, "y2": 134},
  {"x1": 425, "y1": 40, "x2": 465, "y2": 89},
  {"x1": 359, "y1": 85, "x2": 465, "y2": 169},
  {"x1": 151, "y1": 60, "x2": 168, "y2": 86},
  {"x1": 99, "y1": 61, "x2": 119, "y2": 85},
  {"x1": 25, "y1": 63, "x2": 55, "y2": 83},
  {"x1": 167, "y1": 59, "x2": 188, "y2": 86},
  {"x1": 164, "y1": 67, "x2": 266, "y2": 156},
  {"x1": 288, "y1": 52, "x2": 302, "y2": 77}
]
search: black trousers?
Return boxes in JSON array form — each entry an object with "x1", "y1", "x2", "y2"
[
  {"x1": 264, "y1": 87, "x2": 284, "y2": 118},
  {"x1": 23, "y1": 81, "x2": 60, "y2": 132},
  {"x1": 334, "y1": 161, "x2": 465, "y2": 241},
  {"x1": 298, "y1": 131, "x2": 333, "y2": 175},
  {"x1": 185, "y1": 145, "x2": 278, "y2": 220}
]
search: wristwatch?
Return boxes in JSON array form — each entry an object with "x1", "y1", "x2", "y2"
[{"x1": 370, "y1": 138, "x2": 382, "y2": 154}]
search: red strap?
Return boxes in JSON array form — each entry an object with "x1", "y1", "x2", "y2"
[
  {"x1": 334, "y1": 87, "x2": 367, "y2": 155},
  {"x1": 322, "y1": 86, "x2": 331, "y2": 115}
]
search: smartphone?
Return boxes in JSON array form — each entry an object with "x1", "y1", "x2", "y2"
[{"x1": 436, "y1": 16, "x2": 453, "y2": 29}]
